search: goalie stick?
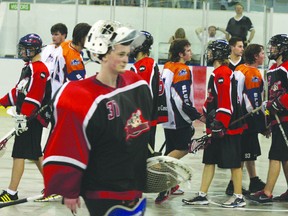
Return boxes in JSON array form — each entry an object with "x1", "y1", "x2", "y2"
[
  {"x1": 0, "y1": 194, "x2": 43, "y2": 208},
  {"x1": 189, "y1": 105, "x2": 263, "y2": 154},
  {"x1": 0, "y1": 104, "x2": 50, "y2": 156}
]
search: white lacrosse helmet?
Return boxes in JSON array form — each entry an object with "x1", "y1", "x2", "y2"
[{"x1": 85, "y1": 20, "x2": 139, "y2": 63}]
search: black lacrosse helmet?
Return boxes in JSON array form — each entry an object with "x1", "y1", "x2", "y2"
[
  {"x1": 206, "y1": 39, "x2": 230, "y2": 65},
  {"x1": 130, "y1": 30, "x2": 153, "y2": 58},
  {"x1": 267, "y1": 34, "x2": 288, "y2": 60},
  {"x1": 17, "y1": 33, "x2": 42, "y2": 62}
]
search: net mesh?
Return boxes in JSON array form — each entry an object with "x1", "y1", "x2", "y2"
[{"x1": 144, "y1": 156, "x2": 192, "y2": 193}]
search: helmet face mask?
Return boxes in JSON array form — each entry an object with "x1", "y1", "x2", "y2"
[
  {"x1": 17, "y1": 33, "x2": 42, "y2": 62},
  {"x1": 267, "y1": 34, "x2": 288, "y2": 60},
  {"x1": 205, "y1": 40, "x2": 230, "y2": 64},
  {"x1": 85, "y1": 20, "x2": 139, "y2": 63}
]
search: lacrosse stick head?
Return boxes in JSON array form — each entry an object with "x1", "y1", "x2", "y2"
[
  {"x1": 188, "y1": 135, "x2": 211, "y2": 154},
  {"x1": 144, "y1": 156, "x2": 192, "y2": 193}
]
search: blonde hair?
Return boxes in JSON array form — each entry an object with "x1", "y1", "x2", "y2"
[{"x1": 174, "y1": 28, "x2": 186, "y2": 39}]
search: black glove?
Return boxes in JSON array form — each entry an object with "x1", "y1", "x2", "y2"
[
  {"x1": 266, "y1": 91, "x2": 285, "y2": 114},
  {"x1": 210, "y1": 120, "x2": 225, "y2": 138}
]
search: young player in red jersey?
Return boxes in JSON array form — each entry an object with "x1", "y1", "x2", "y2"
[
  {"x1": 248, "y1": 34, "x2": 288, "y2": 203},
  {"x1": 0, "y1": 33, "x2": 51, "y2": 203},
  {"x1": 43, "y1": 20, "x2": 153, "y2": 216},
  {"x1": 130, "y1": 30, "x2": 167, "y2": 156},
  {"x1": 182, "y1": 40, "x2": 245, "y2": 208}
]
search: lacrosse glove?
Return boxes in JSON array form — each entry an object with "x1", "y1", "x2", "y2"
[
  {"x1": 14, "y1": 114, "x2": 28, "y2": 136},
  {"x1": 210, "y1": 120, "x2": 225, "y2": 138},
  {"x1": 266, "y1": 91, "x2": 285, "y2": 115}
]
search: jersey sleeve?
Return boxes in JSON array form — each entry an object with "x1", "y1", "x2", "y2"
[
  {"x1": 214, "y1": 70, "x2": 232, "y2": 128},
  {"x1": 43, "y1": 83, "x2": 90, "y2": 198}
]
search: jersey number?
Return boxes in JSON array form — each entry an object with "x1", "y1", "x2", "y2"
[{"x1": 106, "y1": 100, "x2": 120, "y2": 120}]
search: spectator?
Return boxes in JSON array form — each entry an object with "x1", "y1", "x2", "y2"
[
  {"x1": 168, "y1": 28, "x2": 186, "y2": 43},
  {"x1": 195, "y1": 25, "x2": 230, "y2": 45},
  {"x1": 226, "y1": 3, "x2": 255, "y2": 47}
]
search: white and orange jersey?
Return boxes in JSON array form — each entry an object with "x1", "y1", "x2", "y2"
[
  {"x1": 161, "y1": 61, "x2": 200, "y2": 130},
  {"x1": 51, "y1": 40, "x2": 86, "y2": 97}
]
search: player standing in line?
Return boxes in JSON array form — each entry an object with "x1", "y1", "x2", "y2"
[
  {"x1": 233, "y1": 44, "x2": 267, "y2": 194},
  {"x1": 41, "y1": 23, "x2": 68, "y2": 77},
  {"x1": 225, "y1": 36, "x2": 247, "y2": 195},
  {"x1": 182, "y1": 40, "x2": 245, "y2": 208},
  {"x1": 155, "y1": 39, "x2": 204, "y2": 204},
  {"x1": 248, "y1": 34, "x2": 288, "y2": 203},
  {"x1": 50, "y1": 22, "x2": 91, "y2": 97},
  {"x1": 42, "y1": 20, "x2": 153, "y2": 216},
  {"x1": 228, "y1": 37, "x2": 245, "y2": 71},
  {"x1": 0, "y1": 34, "x2": 51, "y2": 203},
  {"x1": 130, "y1": 30, "x2": 167, "y2": 156}
]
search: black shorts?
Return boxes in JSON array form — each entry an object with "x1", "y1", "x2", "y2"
[
  {"x1": 164, "y1": 126, "x2": 193, "y2": 155},
  {"x1": 202, "y1": 134, "x2": 241, "y2": 169},
  {"x1": 12, "y1": 119, "x2": 43, "y2": 160},
  {"x1": 269, "y1": 122, "x2": 288, "y2": 161},
  {"x1": 241, "y1": 132, "x2": 261, "y2": 161}
]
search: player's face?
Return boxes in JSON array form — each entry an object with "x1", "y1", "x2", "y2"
[
  {"x1": 235, "y1": 5, "x2": 243, "y2": 14},
  {"x1": 208, "y1": 27, "x2": 216, "y2": 37},
  {"x1": 231, "y1": 41, "x2": 244, "y2": 57},
  {"x1": 108, "y1": 44, "x2": 130, "y2": 74},
  {"x1": 255, "y1": 48, "x2": 265, "y2": 65},
  {"x1": 52, "y1": 31, "x2": 66, "y2": 47},
  {"x1": 182, "y1": 45, "x2": 192, "y2": 62}
]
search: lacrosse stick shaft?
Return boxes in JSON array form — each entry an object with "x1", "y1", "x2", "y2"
[
  {"x1": 275, "y1": 113, "x2": 288, "y2": 146},
  {"x1": 0, "y1": 194, "x2": 43, "y2": 208},
  {"x1": 158, "y1": 140, "x2": 166, "y2": 153},
  {"x1": 229, "y1": 105, "x2": 262, "y2": 127}
]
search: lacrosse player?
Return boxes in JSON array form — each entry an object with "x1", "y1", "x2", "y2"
[
  {"x1": 155, "y1": 39, "x2": 204, "y2": 204},
  {"x1": 130, "y1": 30, "x2": 168, "y2": 156},
  {"x1": 247, "y1": 34, "x2": 288, "y2": 203},
  {"x1": 0, "y1": 34, "x2": 51, "y2": 203},
  {"x1": 43, "y1": 20, "x2": 152, "y2": 216},
  {"x1": 182, "y1": 40, "x2": 245, "y2": 208}
]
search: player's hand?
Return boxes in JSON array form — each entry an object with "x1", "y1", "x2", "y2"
[
  {"x1": 266, "y1": 95, "x2": 284, "y2": 115},
  {"x1": 210, "y1": 120, "x2": 225, "y2": 138},
  {"x1": 14, "y1": 114, "x2": 28, "y2": 136},
  {"x1": 64, "y1": 197, "x2": 81, "y2": 215}
]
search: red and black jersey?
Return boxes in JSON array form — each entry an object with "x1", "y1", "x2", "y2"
[
  {"x1": 43, "y1": 71, "x2": 152, "y2": 200},
  {"x1": 131, "y1": 57, "x2": 168, "y2": 125},
  {"x1": 267, "y1": 61, "x2": 288, "y2": 126},
  {"x1": 0, "y1": 61, "x2": 51, "y2": 126},
  {"x1": 203, "y1": 65, "x2": 243, "y2": 135}
]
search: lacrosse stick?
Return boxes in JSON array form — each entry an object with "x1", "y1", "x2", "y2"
[
  {"x1": 188, "y1": 105, "x2": 263, "y2": 154},
  {"x1": 0, "y1": 104, "x2": 50, "y2": 157},
  {"x1": 0, "y1": 194, "x2": 43, "y2": 208},
  {"x1": 274, "y1": 113, "x2": 288, "y2": 146}
]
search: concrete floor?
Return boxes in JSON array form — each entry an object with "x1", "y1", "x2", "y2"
[{"x1": 0, "y1": 111, "x2": 288, "y2": 216}]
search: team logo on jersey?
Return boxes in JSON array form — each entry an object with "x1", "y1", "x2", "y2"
[
  {"x1": 125, "y1": 109, "x2": 149, "y2": 140},
  {"x1": 40, "y1": 72, "x2": 46, "y2": 79},
  {"x1": 218, "y1": 77, "x2": 224, "y2": 84},
  {"x1": 251, "y1": 76, "x2": 259, "y2": 82},
  {"x1": 139, "y1": 66, "x2": 146, "y2": 72},
  {"x1": 178, "y1": 69, "x2": 187, "y2": 76},
  {"x1": 71, "y1": 59, "x2": 80, "y2": 66}
]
